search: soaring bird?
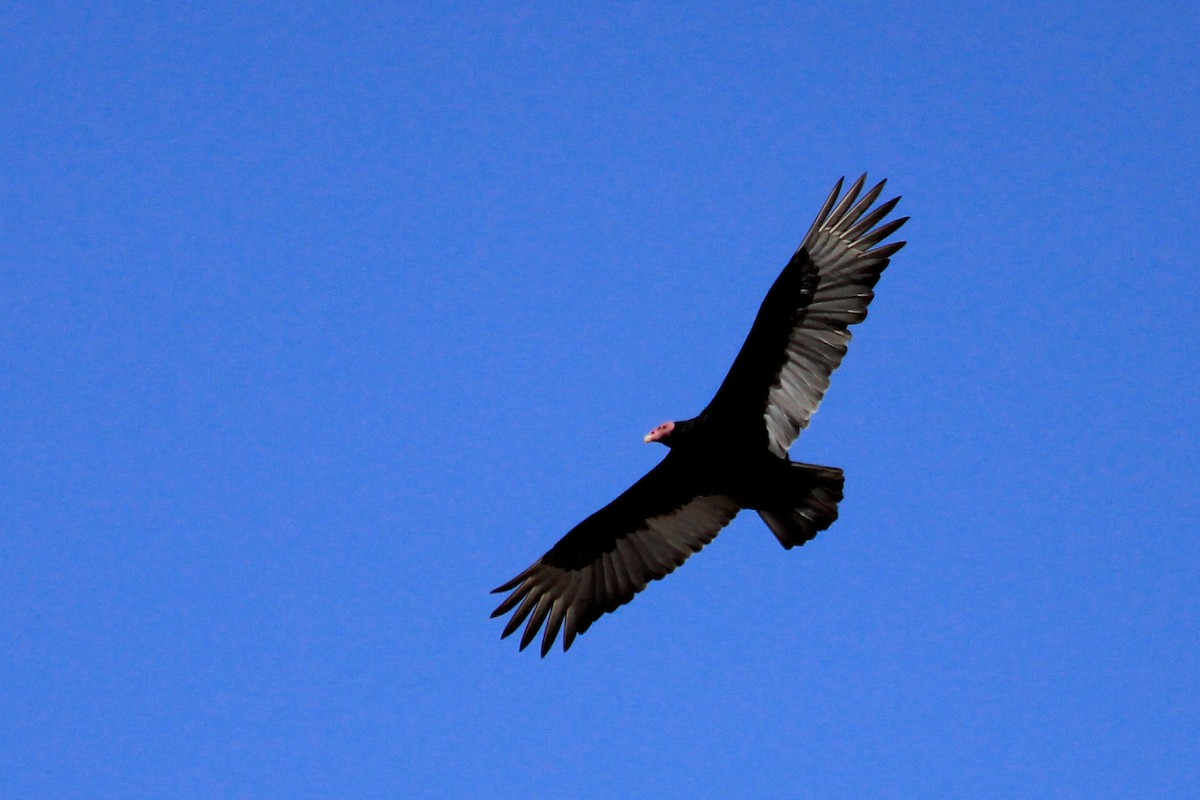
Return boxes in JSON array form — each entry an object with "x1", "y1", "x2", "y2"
[{"x1": 492, "y1": 175, "x2": 907, "y2": 656}]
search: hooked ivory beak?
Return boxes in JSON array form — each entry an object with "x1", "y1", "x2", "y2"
[{"x1": 644, "y1": 420, "x2": 674, "y2": 444}]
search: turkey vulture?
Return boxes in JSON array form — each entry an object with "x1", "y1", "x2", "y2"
[{"x1": 492, "y1": 175, "x2": 907, "y2": 656}]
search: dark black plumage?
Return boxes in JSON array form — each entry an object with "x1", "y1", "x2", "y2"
[{"x1": 492, "y1": 175, "x2": 908, "y2": 656}]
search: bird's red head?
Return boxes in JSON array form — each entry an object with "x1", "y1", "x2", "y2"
[{"x1": 644, "y1": 420, "x2": 676, "y2": 445}]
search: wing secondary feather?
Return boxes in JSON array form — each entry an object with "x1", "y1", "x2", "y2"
[
  {"x1": 702, "y1": 175, "x2": 907, "y2": 455},
  {"x1": 491, "y1": 455, "x2": 740, "y2": 656},
  {"x1": 492, "y1": 175, "x2": 907, "y2": 655}
]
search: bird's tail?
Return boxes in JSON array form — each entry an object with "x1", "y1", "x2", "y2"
[{"x1": 757, "y1": 462, "x2": 844, "y2": 550}]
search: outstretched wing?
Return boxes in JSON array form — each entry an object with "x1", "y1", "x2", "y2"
[
  {"x1": 701, "y1": 174, "x2": 908, "y2": 456},
  {"x1": 491, "y1": 453, "x2": 741, "y2": 656}
]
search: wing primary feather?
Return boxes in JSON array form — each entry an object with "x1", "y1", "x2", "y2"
[
  {"x1": 501, "y1": 590, "x2": 541, "y2": 639},
  {"x1": 867, "y1": 240, "x2": 907, "y2": 260},
  {"x1": 519, "y1": 594, "x2": 553, "y2": 651},
  {"x1": 541, "y1": 596, "x2": 569, "y2": 657},
  {"x1": 855, "y1": 216, "x2": 909, "y2": 249},
  {"x1": 491, "y1": 567, "x2": 534, "y2": 594},
  {"x1": 800, "y1": 176, "x2": 844, "y2": 245},
  {"x1": 841, "y1": 179, "x2": 886, "y2": 230},
  {"x1": 490, "y1": 580, "x2": 533, "y2": 618},
  {"x1": 562, "y1": 607, "x2": 579, "y2": 652},
  {"x1": 845, "y1": 196, "x2": 900, "y2": 240},
  {"x1": 826, "y1": 173, "x2": 867, "y2": 228}
]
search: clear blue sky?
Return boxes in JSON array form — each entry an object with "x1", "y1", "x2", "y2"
[{"x1": 3, "y1": 2, "x2": 1197, "y2": 797}]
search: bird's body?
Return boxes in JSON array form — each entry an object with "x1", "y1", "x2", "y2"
[{"x1": 493, "y1": 175, "x2": 907, "y2": 655}]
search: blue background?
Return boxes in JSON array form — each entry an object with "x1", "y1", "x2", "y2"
[{"x1": 3, "y1": 2, "x2": 1197, "y2": 797}]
